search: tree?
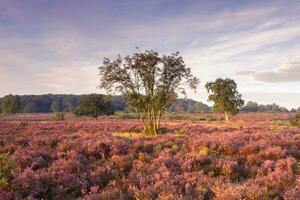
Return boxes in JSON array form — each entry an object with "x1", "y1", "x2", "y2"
[
  {"x1": 1, "y1": 94, "x2": 22, "y2": 114},
  {"x1": 241, "y1": 101, "x2": 258, "y2": 112},
  {"x1": 99, "y1": 50, "x2": 199, "y2": 134},
  {"x1": 74, "y1": 94, "x2": 114, "y2": 119},
  {"x1": 62, "y1": 96, "x2": 76, "y2": 112},
  {"x1": 297, "y1": 107, "x2": 300, "y2": 114},
  {"x1": 23, "y1": 102, "x2": 38, "y2": 113},
  {"x1": 205, "y1": 78, "x2": 244, "y2": 122},
  {"x1": 51, "y1": 101, "x2": 61, "y2": 112}
]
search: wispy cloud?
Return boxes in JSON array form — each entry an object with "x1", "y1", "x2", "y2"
[
  {"x1": 237, "y1": 57, "x2": 300, "y2": 82},
  {"x1": 0, "y1": 0, "x2": 300, "y2": 108}
]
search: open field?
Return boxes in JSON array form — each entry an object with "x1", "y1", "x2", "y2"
[{"x1": 0, "y1": 113, "x2": 299, "y2": 199}]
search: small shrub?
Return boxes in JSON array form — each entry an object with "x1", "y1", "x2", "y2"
[
  {"x1": 153, "y1": 144, "x2": 163, "y2": 153},
  {"x1": 198, "y1": 146, "x2": 210, "y2": 156},
  {"x1": 289, "y1": 114, "x2": 300, "y2": 127},
  {"x1": 19, "y1": 122, "x2": 28, "y2": 127},
  {"x1": 52, "y1": 112, "x2": 65, "y2": 121},
  {"x1": 171, "y1": 144, "x2": 180, "y2": 154},
  {"x1": 175, "y1": 130, "x2": 185, "y2": 136},
  {"x1": 0, "y1": 153, "x2": 15, "y2": 189}
]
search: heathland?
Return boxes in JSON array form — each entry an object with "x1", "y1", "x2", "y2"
[{"x1": 0, "y1": 113, "x2": 299, "y2": 199}]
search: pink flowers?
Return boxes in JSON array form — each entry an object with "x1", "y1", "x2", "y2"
[{"x1": 0, "y1": 114, "x2": 299, "y2": 199}]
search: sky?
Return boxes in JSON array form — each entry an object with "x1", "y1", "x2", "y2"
[{"x1": 0, "y1": 0, "x2": 299, "y2": 109}]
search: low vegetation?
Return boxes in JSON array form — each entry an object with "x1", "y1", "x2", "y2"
[
  {"x1": 51, "y1": 112, "x2": 65, "y2": 121},
  {"x1": 0, "y1": 113, "x2": 299, "y2": 199},
  {"x1": 289, "y1": 113, "x2": 300, "y2": 127},
  {"x1": 74, "y1": 94, "x2": 114, "y2": 119}
]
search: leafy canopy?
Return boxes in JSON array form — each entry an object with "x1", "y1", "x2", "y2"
[
  {"x1": 1, "y1": 94, "x2": 22, "y2": 114},
  {"x1": 205, "y1": 78, "x2": 244, "y2": 122},
  {"x1": 99, "y1": 50, "x2": 199, "y2": 134},
  {"x1": 74, "y1": 94, "x2": 114, "y2": 119}
]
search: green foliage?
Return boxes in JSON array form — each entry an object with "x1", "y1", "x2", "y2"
[
  {"x1": 112, "y1": 132, "x2": 152, "y2": 139},
  {"x1": 52, "y1": 112, "x2": 65, "y2": 121},
  {"x1": 169, "y1": 99, "x2": 210, "y2": 113},
  {"x1": 99, "y1": 49, "x2": 199, "y2": 134},
  {"x1": 198, "y1": 146, "x2": 210, "y2": 156},
  {"x1": 241, "y1": 101, "x2": 258, "y2": 112},
  {"x1": 1, "y1": 94, "x2": 214, "y2": 115},
  {"x1": 74, "y1": 94, "x2": 114, "y2": 119},
  {"x1": 23, "y1": 102, "x2": 38, "y2": 113},
  {"x1": 1, "y1": 94, "x2": 22, "y2": 114},
  {"x1": 51, "y1": 101, "x2": 61, "y2": 112},
  {"x1": 153, "y1": 144, "x2": 163, "y2": 153},
  {"x1": 171, "y1": 144, "x2": 180, "y2": 154},
  {"x1": 175, "y1": 130, "x2": 186, "y2": 136},
  {"x1": 62, "y1": 96, "x2": 77, "y2": 112},
  {"x1": 289, "y1": 114, "x2": 300, "y2": 127},
  {"x1": 205, "y1": 78, "x2": 244, "y2": 122},
  {"x1": 257, "y1": 103, "x2": 289, "y2": 113},
  {"x1": 0, "y1": 153, "x2": 14, "y2": 189},
  {"x1": 114, "y1": 112, "x2": 138, "y2": 119}
]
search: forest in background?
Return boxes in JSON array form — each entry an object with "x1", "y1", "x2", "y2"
[{"x1": 0, "y1": 94, "x2": 295, "y2": 114}]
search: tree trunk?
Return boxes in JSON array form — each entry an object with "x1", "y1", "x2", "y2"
[
  {"x1": 224, "y1": 112, "x2": 230, "y2": 123},
  {"x1": 140, "y1": 112, "x2": 160, "y2": 135}
]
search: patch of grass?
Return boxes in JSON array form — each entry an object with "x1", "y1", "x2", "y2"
[
  {"x1": 52, "y1": 112, "x2": 65, "y2": 121},
  {"x1": 268, "y1": 125, "x2": 284, "y2": 134},
  {"x1": 153, "y1": 144, "x2": 163, "y2": 153},
  {"x1": 273, "y1": 118, "x2": 287, "y2": 125},
  {"x1": 112, "y1": 132, "x2": 155, "y2": 139},
  {"x1": 198, "y1": 146, "x2": 210, "y2": 156},
  {"x1": 175, "y1": 130, "x2": 186, "y2": 136},
  {"x1": 163, "y1": 114, "x2": 223, "y2": 122}
]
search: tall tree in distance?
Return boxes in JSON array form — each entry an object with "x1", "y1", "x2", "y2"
[
  {"x1": 51, "y1": 101, "x2": 61, "y2": 112},
  {"x1": 74, "y1": 94, "x2": 114, "y2": 119},
  {"x1": 1, "y1": 94, "x2": 22, "y2": 114},
  {"x1": 205, "y1": 78, "x2": 244, "y2": 122},
  {"x1": 99, "y1": 49, "x2": 199, "y2": 134}
]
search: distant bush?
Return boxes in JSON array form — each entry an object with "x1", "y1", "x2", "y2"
[
  {"x1": 52, "y1": 112, "x2": 64, "y2": 121},
  {"x1": 114, "y1": 112, "x2": 138, "y2": 119},
  {"x1": 289, "y1": 113, "x2": 300, "y2": 127},
  {"x1": 1, "y1": 95, "x2": 22, "y2": 114},
  {"x1": 74, "y1": 94, "x2": 114, "y2": 119}
]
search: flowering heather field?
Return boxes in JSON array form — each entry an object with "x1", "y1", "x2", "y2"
[{"x1": 0, "y1": 113, "x2": 299, "y2": 199}]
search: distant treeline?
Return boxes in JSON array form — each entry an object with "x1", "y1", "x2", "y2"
[{"x1": 0, "y1": 94, "x2": 297, "y2": 114}]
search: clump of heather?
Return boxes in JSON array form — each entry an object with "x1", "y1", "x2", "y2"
[{"x1": 0, "y1": 113, "x2": 299, "y2": 199}]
